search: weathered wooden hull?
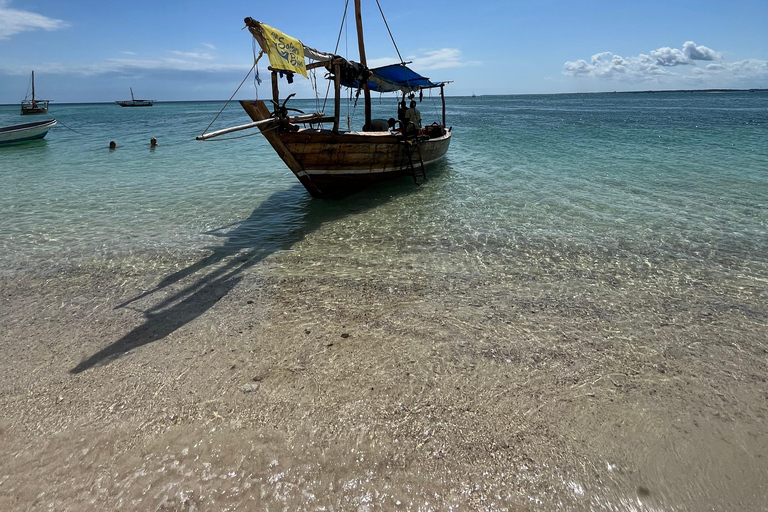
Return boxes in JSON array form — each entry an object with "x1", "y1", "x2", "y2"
[
  {"x1": 20, "y1": 106, "x2": 48, "y2": 115},
  {"x1": 20, "y1": 101, "x2": 49, "y2": 115},
  {"x1": 240, "y1": 100, "x2": 450, "y2": 198},
  {"x1": 115, "y1": 101, "x2": 154, "y2": 107}
]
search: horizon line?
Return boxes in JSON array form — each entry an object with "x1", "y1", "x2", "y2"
[{"x1": 1, "y1": 88, "x2": 766, "y2": 107}]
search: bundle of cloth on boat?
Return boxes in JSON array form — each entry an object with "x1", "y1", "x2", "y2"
[{"x1": 327, "y1": 60, "x2": 370, "y2": 89}]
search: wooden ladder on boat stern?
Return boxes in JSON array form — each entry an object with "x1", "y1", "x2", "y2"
[{"x1": 402, "y1": 138, "x2": 428, "y2": 186}]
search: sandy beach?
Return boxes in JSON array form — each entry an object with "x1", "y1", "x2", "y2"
[
  {"x1": 2, "y1": 0, "x2": 766, "y2": 503},
  {"x1": 2, "y1": 235, "x2": 767, "y2": 510}
]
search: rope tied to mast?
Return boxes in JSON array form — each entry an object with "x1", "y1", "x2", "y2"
[
  {"x1": 201, "y1": 60, "x2": 257, "y2": 137},
  {"x1": 374, "y1": 0, "x2": 404, "y2": 65}
]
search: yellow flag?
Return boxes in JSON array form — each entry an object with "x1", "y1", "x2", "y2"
[{"x1": 259, "y1": 23, "x2": 308, "y2": 78}]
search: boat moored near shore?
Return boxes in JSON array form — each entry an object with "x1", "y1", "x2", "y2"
[
  {"x1": 198, "y1": 1, "x2": 452, "y2": 199},
  {"x1": 0, "y1": 119, "x2": 57, "y2": 145}
]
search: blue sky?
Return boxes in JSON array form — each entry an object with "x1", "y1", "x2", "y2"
[{"x1": 1, "y1": 0, "x2": 766, "y2": 103}]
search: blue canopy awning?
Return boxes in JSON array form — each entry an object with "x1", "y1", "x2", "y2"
[{"x1": 340, "y1": 63, "x2": 444, "y2": 93}]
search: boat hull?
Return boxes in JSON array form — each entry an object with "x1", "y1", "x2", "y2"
[
  {"x1": 20, "y1": 107, "x2": 49, "y2": 115},
  {"x1": 240, "y1": 100, "x2": 451, "y2": 198},
  {"x1": 20, "y1": 100, "x2": 50, "y2": 115},
  {"x1": 0, "y1": 119, "x2": 56, "y2": 144},
  {"x1": 116, "y1": 100, "x2": 153, "y2": 107}
]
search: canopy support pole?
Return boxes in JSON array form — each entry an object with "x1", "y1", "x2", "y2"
[
  {"x1": 333, "y1": 63, "x2": 341, "y2": 133},
  {"x1": 441, "y1": 85, "x2": 446, "y2": 127}
]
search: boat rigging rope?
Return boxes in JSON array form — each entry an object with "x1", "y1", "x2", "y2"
[
  {"x1": 374, "y1": 0, "x2": 405, "y2": 65},
  {"x1": 253, "y1": 40, "x2": 263, "y2": 90},
  {"x1": 201, "y1": 60, "x2": 258, "y2": 137},
  {"x1": 53, "y1": 119, "x2": 89, "y2": 136},
  {"x1": 322, "y1": 0, "x2": 413, "y2": 114},
  {"x1": 321, "y1": 0, "x2": 351, "y2": 115}
]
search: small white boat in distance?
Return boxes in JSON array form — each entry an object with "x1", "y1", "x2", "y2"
[
  {"x1": 116, "y1": 87, "x2": 153, "y2": 107},
  {"x1": 0, "y1": 119, "x2": 57, "y2": 144}
]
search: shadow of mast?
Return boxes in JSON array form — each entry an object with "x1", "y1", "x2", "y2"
[{"x1": 70, "y1": 182, "x2": 410, "y2": 374}]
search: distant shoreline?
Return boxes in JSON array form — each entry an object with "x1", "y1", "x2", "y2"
[
  {"x1": 467, "y1": 88, "x2": 768, "y2": 98},
  {"x1": 613, "y1": 88, "x2": 768, "y2": 94},
  {"x1": 1, "y1": 89, "x2": 766, "y2": 106}
]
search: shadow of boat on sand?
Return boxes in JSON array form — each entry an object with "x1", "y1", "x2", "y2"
[{"x1": 70, "y1": 178, "x2": 422, "y2": 374}]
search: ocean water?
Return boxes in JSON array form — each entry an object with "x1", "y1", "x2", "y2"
[
  {"x1": 2, "y1": 92, "x2": 768, "y2": 510},
  {"x1": 1, "y1": 93, "x2": 766, "y2": 279}
]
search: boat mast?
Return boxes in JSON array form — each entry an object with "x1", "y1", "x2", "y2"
[
  {"x1": 130, "y1": 87, "x2": 135, "y2": 101},
  {"x1": 31, "y1": 71, "x2": 35, "y2": 101},
  {"x1": 353, "y1": 0, "x2": 372, "y2": 130}
]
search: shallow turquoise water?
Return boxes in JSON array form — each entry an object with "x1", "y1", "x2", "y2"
[
  {"x1": 1, "y1": 92, "x2": 767, "y2": 281},
  {"x1": 2, "y1": 92, "x2": 768, "y2": 510}
]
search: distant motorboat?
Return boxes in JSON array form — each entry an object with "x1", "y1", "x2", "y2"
[
  {"x1": 20, "y1": 71, "x2": 50, "y2": 115},
  {"x1": 116, "y1": 87, "x2": 154, "y2": 107},
  {"x1": 0, "y1": 119, "x2": 57, "y2": 144}
]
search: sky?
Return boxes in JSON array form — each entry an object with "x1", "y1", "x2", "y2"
[{"x1": 1, "y1": 0, "x2": 767, "y2": 103}]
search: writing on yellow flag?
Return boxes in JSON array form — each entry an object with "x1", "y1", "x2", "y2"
[{"x1": 260, "y1": 23, "x2": 308, "y2": 78}]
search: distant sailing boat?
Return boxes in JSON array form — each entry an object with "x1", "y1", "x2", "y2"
[
  {"x1": 20, "y1": 71, "x2": 50, "y2": 115},
  {"x1": 116, "y1": 87, "x2": 153, "y2": 107}
]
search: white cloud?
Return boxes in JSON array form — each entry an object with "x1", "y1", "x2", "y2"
[
  {"x1": 563, "y1": 51, "x2": 669, "y2": 80},
  {"x1": 563, "y1": 41, "x2": 768, "y2": 87},
  {"x1": 0, "y1": 0, "x2": 69, "y2": 39},
  {"x1": 651, "y1": 47, "x2": 690, "y2": 66},
  {"x1": 683, "y1": 41, "x2": 718, "y2": 61},
  {"x1": 0, "y1": 49, "x2": 245, "y2": 77},
  {"x1": 368, "y1": 48, "x2": 478, "y2": 71},
  {"x1": 411, "y1": 48, "x2": 468, "y2": 70},
  {"x1": 718, "y1": 59, "x2": 768, "y2": 78},
  {"x1": 169, "y1": 50, "x2": 215, "y2": 60}
]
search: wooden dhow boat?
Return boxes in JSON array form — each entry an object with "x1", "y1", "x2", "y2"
[
  {"x1": 116, "y1": 87, "x2": 153, "y2": 107},
  {"x1": 20, "y1": 71, "x2": 50, "y2": 115},
  {"x1": 198, "y1": 1, "x2": 452, "y2": 198}
]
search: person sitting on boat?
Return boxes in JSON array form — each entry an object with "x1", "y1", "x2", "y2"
[
  {"x1": 397, "y1": 99, "x2": 407, "y2": 124},
  {"x1": 403, "y1": 100, "x2": 422, "y2": 136},
  {"x1": 405, "y1": 101, "x2": 421, "y2": 127},
  {"x1": 367, "y1": 119, "x2": 390, "y2": 131}
]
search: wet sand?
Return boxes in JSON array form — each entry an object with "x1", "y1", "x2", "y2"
[{"x1": 1, "y1": 242, "x2": 767, "y2": 510}]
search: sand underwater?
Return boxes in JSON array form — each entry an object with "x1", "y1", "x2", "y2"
[{"x1": 1, "y1": 93, "x2": 767, "y2": 510}]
